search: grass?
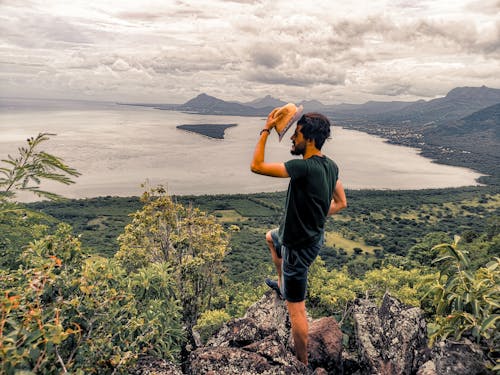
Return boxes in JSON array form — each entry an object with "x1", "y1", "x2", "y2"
[
  {"x1": 325, "y1": 232, "x2": 379, "y2": 254},
  {"x1": 213, "y1": 209, "x2": 247, "y2": 223}
]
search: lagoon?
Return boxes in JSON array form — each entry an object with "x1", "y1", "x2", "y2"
[{"x1": 0, "y1": 98, "x2": 484, "y2": 201}]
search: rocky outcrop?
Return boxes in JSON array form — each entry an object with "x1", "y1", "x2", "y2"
[
  {"x1": 132, "y1": 356, "x2": 183, "y2": 375},
  {"x1": 352, "y1": 293, "x2": 429, "y2": 374},
  {"x1": 306, "y1": 317, "x2": 343, "y2": 373},
  {"x1": 427, "y1": 338, "x2": 492, "y2": 375},
  {"x1": 134, "y1": 291, "x2": 494, "y2": 374},
  {"x1": 189, "y1": 290, "x2": 303, "y2": 373}
]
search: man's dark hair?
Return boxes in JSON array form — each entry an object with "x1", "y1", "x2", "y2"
[{"x1": 297, "y1": 113, "x2": 331, "y2": 150}]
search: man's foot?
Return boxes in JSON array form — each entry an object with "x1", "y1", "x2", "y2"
[{"x1": 265, "y1": 278, "x2": 282, "y2": 298}]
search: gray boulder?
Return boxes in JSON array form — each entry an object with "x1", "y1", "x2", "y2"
[
  {"x1": 188, "y1": 290, "x2": 342, "y2": 374},
  {"x1": 429, "y1": 338, "x2": 493, "y2": 375},
  {"x1": 353, "y1": 293, "x2": 428, "y2": 374}
]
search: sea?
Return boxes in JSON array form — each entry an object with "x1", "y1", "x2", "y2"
[{"x1": 0, "y1": 98, "x2": 484, "y2": 202}]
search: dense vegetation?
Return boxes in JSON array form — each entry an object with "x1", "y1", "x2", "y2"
[
  {"x1": 1, "y1": 135, "x2": 499, "y2": 373},
  {"x1": 26, "y1": 186, "x2": 500, "y2": 280}
]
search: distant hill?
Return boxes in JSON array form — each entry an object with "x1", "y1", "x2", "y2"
[
  {"x1": 176, "y1": 93, "x2": 271, "y2": 116},
  {"x1": 122, "y1": 86, "x2": 500, "y2": 126},
  {"x1": 298, "y1": 99, "x2": 327, "y2": 111},
  {"x1": 370, "y1": 86, "x2": 500, "y2": 126},
  {"x1": 423, "y1": 102, "x2": 500, "y2": 158},
  {"x1": 245, "y1": 95, "x2": 287, "y2": 109},
  {"x1": 329, "y1": 100, "x2": 414, "y2": 117}
]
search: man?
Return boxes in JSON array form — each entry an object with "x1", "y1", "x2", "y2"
[{"x1": 250, "y1": 111, "x2": 347, "y2": 365}]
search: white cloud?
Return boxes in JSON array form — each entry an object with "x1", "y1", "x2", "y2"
[{"x1": 0, "y1": 0, "x2": 499, "y2": 104}]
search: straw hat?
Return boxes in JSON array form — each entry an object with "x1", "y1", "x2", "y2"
[{"x1": 272, "y1": 103, "x2": 304, "y2": 141}]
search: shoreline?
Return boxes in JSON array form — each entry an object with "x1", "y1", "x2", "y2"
[{"x1": 21, "y1": 184, "x2": 495, "y2": 204}]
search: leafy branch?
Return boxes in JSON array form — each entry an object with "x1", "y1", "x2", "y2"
[
  {"x1": 426, "y1": 236, "x2": 499, "y2": 366},
  {"x1": 0, "y1": 133, "x2": 81, "y2": 201}
]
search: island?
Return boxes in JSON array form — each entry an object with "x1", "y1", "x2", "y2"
[{"x1": 176, "y1": 123, "x2": 238, "y2": 139}]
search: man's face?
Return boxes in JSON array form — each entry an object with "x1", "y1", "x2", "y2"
[{"x1": 290, "y1": 125, "x2": 306, "y2": 156}]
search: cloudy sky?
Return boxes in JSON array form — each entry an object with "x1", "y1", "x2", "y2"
[{"x1": 1, "y1": 0, "x2": 499, "y2": 105}]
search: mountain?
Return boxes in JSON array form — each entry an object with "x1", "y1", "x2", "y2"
[
  {"x1": 372, "y1": 86, "x2": 500, "y2": 126},
  {"x1": 176, "y1": 93, "x2": 272, "y2": 116},
  {"x1": 126, "y1": 86, "x2": 500, "y2": 126},
  {"x1": 245, "y1": 95, "x2": 287, "y2": 109},
  {"x1": 328, "y1": 100, "x2": 414, "y2": 117},
  {"x1": 423, "y1": 102, "x2": 500, "y2": 158},
  {"x1": 298, "y1": 99, "x2": 327, "y2": 111}
]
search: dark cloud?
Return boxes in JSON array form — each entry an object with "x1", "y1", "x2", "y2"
[
  {"x1": 1, "y1": 0, "x2": 499, "y2": 104},
  {"x1": 250, "y1": 49, "x2": 283, "y2": 68},
  {"x1": 244, "y1": 67, "x2": 345, "y2": 87}
]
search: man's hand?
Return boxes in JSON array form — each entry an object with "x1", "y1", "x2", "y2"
[
  {"x1": 250, "y1": 108, "x2": 289, "y2": 178},
  {"x1": 264, "y1": 108, "x2": 280, "y2": 131}
]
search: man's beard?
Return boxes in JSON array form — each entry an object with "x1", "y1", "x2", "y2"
[{"x1": 290, "y1": 141, "x2": 306, "y2": 155}]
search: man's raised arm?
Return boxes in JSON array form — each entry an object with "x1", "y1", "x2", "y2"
[{"x1": 250, "y1": 109, "x2": 289, "y2": 178}]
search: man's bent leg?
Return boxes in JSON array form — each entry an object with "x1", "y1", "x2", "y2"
[
  {"x1": 266, "y1": 230, "x2": 282, "y2": 285},
  {"x1": 287, "y1": 300, "x2": 308, "y2": 364}
]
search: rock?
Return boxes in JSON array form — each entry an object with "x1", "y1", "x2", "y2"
[
  {"x1": 312, "y1": 368, "x2": 328, "y2": 375},
  {"x1": 417, "y1": 360, "x2": 438, "y2": 375},
  {"x1": 189, "y1": 333, "x2": 310, "y2": 374},
  {"x1": 188, "y1": 290, "x2": 346, "y2": 374},
  {"x1": 353, "y1": 293, "x2": 428, "y2": 375},
  {"x1": 307, "y1": 317, "x2": 343, "y2": 373},
  {"x1": 430, "y1": 339, "x2": 493, "y2": 375},
  {"x1": 206, "y1": 290, "x2": 290, "y2": 348},
  {"x1": 131, "y1": 356, "x2": 183, "y2": 375},
  {"x1": 144, "y1": 291, "x2": 493, "y2": 374}
]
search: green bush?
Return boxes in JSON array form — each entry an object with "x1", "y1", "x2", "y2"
[
  {"x1": 0, "y1": 224, "x2": 185, "y2": 374},
  {"x1": 115, "y1": 187, "x2": 229, "y2": 331},
  {"x1": 194, "y1": 309, "x2": 231, "y2": 344},
  {"x1": 426, "y1": 236, "x2": 499, "y2": 369}
]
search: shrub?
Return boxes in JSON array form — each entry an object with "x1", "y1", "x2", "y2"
[
  {"x1": 194, "y1": 309, "x2": 231, "y2": 344},
  {"x1": 115, "y1": 187, "x2": 229, "y2": 331},
  {"x1": 426, "y1": 236, "x2": 499, "y2": 369},
  {"x1": 0, "y1": 224, "x2": 185, "y2": 374}
]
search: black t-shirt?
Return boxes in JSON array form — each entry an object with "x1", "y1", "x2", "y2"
[{"x1": 279, "y1": 155, "x2": 339, "y2": 249}]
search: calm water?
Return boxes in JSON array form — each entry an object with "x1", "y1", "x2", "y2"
[{"x1": 0, "y1": 98, "x2": 483, "y2": 201}]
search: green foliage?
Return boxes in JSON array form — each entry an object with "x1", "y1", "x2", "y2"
[
  {"x1": 115, "y1": 187, "x2": 229, "y2": 329},
  {"x1": 0, "y1": 204, "x2": 58, "y2": 269},
  {"x1": 0, "y1": 133, "x2": 80, "y2": 202},
  {"x1": 194, "y1": 309, "x2": 231, "y2": 344},
  {"x1": 308, "y1": 257, "x2": 363, "y2": 318},
  {"x1": 27, "y1": 196, "x2": 142, "y2": 258},
  {"x1": 223, "y1": 281, "x2": 267, "y2": 317},
  {"x1": 362, "y1": 265, "x2": 436, "y2": 307},
  {"x1": 0, "y1": 224, "x2": 185, "y2": 374},
  {"x1": 308, "y1": 257, "x2": 435, "y2": 319},
  {"x1": 426, "y1": 236, "x2": 499, "y2": 360},
  {"x1": 408, "y1": 232, "x2": 452, "y2": 266}
]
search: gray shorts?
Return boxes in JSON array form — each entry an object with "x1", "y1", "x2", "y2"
[{"x1": 270, "y1": 228, "x2": 322, "y2": 302}]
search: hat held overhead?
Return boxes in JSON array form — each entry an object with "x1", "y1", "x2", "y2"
[{"x1": 272, "y1": 103, "x2": 303, "y2": 142}]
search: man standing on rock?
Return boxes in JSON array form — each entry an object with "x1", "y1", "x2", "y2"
[{"x1": 250, "y1": 110, "x2": 347, "y2": 365}]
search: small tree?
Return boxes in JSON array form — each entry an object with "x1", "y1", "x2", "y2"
[
  {"x1": 115, "y1": 187, "x2": 230, "y2": 332},
  {"x1": 0, "y1": 133, "x2": 80, "y2": 202}
]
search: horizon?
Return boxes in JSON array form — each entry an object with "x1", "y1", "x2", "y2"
[
  {"x1": 1, "y1": 84, "x2": 499, "y2": 108},
  {"x1": 1, "y1": 1, "x2": 499, "y2": 106}
]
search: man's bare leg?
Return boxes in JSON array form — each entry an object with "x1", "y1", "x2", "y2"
[
  {"x1": 287, "y1": 300, "x2": 308, "y2": 364},
  {"x1": 266, "y1": 230, "x2": 282, "y2": 287}
]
